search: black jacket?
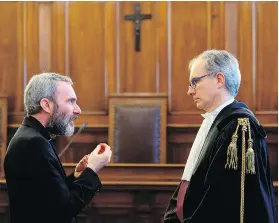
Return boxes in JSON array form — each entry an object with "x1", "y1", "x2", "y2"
[{"x1": 4, "y1": 116, "x2": 102, "y2": 223}]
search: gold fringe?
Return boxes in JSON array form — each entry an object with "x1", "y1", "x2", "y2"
[
  {"x1": 246, "y1": 121, "x2": 256, "y2": 174},
  {"x1": 246, "y1": 147, "x2": 255, "y2": 174},
  {"x1": 225, "y1": 134, "x2": 238, "y2": 170},
  {"x1": 225, "y1": 123, "x2": 240, "y2": 170}
]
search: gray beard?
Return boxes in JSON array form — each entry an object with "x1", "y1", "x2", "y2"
[{"x1": 46, "y1": 104, "x2": 75, "y2": 136}]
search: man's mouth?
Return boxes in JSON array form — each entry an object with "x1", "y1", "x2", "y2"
[{"x1": 69, "y1": 116, "x2": 77, "y2": 125}]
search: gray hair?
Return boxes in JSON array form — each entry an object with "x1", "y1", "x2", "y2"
[
  {"x1": 189, "y1": 49, "x2": 241, "y2": 97},
  {"x1": 24, "y1": 73, "x2": 73, "y2": 115}
]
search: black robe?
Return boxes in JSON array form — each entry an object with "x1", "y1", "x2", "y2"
[{"x1": 164, "y1": 101, "x2": 277, "y2": 223}]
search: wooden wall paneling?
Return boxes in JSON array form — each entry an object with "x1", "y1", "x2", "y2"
[
  {"x1": 0, "y1": 183, "x2": 9, "y2": 223},
  {"x1": 157, "y1": 2, "x2": 168, "y2": 94},
  {"x1": 236, "y1": 2, "x2": 253, "y2": 109},
  {"x1": 170, "y1": 2, "x2": 209, "y2": 114},
  {"x1": 106, "y1": 2, "x2": 117, "y2": 97},
  {"x1": 119, "y1": 2, "x2": 158, "y2": 93},
  {"x1": 167, "y1": 127, "x2": 199, "y2": 164},
  {"x1": 256, "y1": 1, "x2": 278, "y2": 112},
  {"x1": 51, "y1": 1, "x2": 66, "y2": 75},
  {"x1": 0, "y1": 2, "x2": 24, "y2": 114},
  {"x1": 225, "y1": 2, "x2": 238, "y2": 57},
  {"x1": 38, "y1": 2, "x2": 52, "y2": 72},
  {"x1": 167, "y1": 114, "x2": 203, "y2": 127},
  {"x1": 85, "y1": 187, "x2": 174, "y2": 223},
  {"x1": 68, "y1": 2, "x2": 106, "y2": 113},
  {"x1": 89, "y1": 191, "x2": 135, "y2": 222},
  {"x1": 25, "y1": 2, "x2": 40, "y2": 81},
  {"x1": 167, "y1": 142, "x2": 188, "y2": 164},
  {"x1": 210, "y1": 2, "x2": 225, "y2": 49},
  {"x1": 255, "y1": 112, "x2": 278, "y2": 127}
]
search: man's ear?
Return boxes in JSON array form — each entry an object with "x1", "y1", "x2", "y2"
[
  {"x1": 40, "y1": 98, "x2": 53, "y2": 114},
  {"x1": 216, "y1": 72, "x2": 225, "y2": 88}
]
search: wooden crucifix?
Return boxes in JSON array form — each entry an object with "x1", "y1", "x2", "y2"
[{"x1": 124, "y1": 3, "x2": 152, "y2": 52}]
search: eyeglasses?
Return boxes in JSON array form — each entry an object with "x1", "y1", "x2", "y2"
[{"x1": 189, "y1": 72, "x2": 216, "y2": 89}]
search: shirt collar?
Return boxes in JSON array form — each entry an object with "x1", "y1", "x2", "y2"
[{"x1": 201, "y1": 98, "x2": 235, "y2": 119}]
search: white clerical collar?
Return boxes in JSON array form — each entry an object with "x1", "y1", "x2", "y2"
[{"x1": 201, "y1": 98, "x2": 235, "y2": 119}]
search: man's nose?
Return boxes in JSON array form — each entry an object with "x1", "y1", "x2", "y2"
[
  {"x1": 74, "y1": 104, "x2": 82, "y2": 115},
  {"x1": 187, "y1": 86, "x2": 195, "y2": 96}
]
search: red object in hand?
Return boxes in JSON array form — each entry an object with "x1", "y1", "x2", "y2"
[{"x1": 98, "y1": 144, "x2": 106, "y2": 154}]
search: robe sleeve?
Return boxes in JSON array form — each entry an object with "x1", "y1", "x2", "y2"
[
  {"x1": 163, "y1": 182, "x2": 181, "y2": 222},
  {"x1": 66, "y1": 171, "x2": 75, "y2": 185},
  {"x1": 28, "y1": 137, "x2": 102, "y2": 222}
]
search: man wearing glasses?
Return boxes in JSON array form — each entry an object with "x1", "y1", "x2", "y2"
[{"x1": 164, "y1": 50, "x2": 276, "y2": 223}]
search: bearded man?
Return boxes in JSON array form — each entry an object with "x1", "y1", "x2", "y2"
[{"x1": 4, "y1": 73, "x2": 112, "y2": 223}]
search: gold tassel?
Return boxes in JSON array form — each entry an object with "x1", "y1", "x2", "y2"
[
  {"x1": 246, "y1": 122, "x2": 256, "y2": 175},
  {"x1": 225, "y1": 124, "x2": 239, "y2": 170},
  {"x1": 224, "y1": 118, "x2": 256, "y2": 175}
]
